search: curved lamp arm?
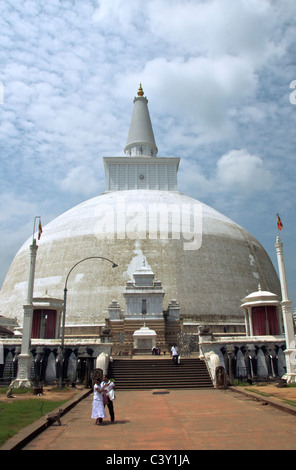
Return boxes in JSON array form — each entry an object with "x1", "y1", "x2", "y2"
[
  {"x1": 64, "y1": 256, "x2": 118, "y2": 291},
  {"x1": 61, "y1": 256, "x2": 118, "y2": 353}
]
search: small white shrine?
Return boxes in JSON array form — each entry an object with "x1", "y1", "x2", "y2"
[
  {"x1": 124, "y1": 262, "x2": 165, "y2": 320},
  {"x1": 133, "y1": 324, "x2": 157, "y2": 350}
]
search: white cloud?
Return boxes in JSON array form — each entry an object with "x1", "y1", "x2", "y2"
[
  {"x1": 59, "y1": 165, "x2": 103, "y2": 197},
  {"x1": 148, "y1": 0, "x2": 275, "y2": 60},
  {"x1": 216, "y1": 149, "x2": 274, "y2": 192},
  {"x1": 0, "y1": 192, "x2": 39, "y2": 273},
  {"x1": 140, "y1": 55, "x2": 258, "y2": 127},
  {"x1": 179, "y1": 149, "x2": 273, "y2": 198},
  {"x1": 0, "y1": 192, "x2": 38, "y2": 225}
]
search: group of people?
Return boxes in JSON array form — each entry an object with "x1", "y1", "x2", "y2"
[
  {"x1": 151, "y1": 345, "x2": 179, "y2": 362},
  {"x1": 152, "y1": 344, "x2": 180, "y2": 363},
  {"x1": 92, "y1": 345, "x2": 179, "y2": 424},
  {"x1": 91, "y1": 375, "x2": 116, "y2": 425},
  {"x1": 151, "y1": 346, "x2": 161, "y2": 355}
]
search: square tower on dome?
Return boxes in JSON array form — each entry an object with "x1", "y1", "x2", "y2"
[{"x1": 103, "y1": 84, "x2": 180, "y2": 192}]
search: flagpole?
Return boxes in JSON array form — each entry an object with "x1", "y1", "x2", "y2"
[
  {"x1": 33, "y1": 216, "x2": 38, "y2": 242},
  {"x1": 32, "y1": 216, "x2": 42, "y2": 242}
]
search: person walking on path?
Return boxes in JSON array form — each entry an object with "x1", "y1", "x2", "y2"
[
  {"x1": 171, "y1": 345, "x2": 179, "y2": 365},
  {"x1": 101, "y1": 375, "x2": 116, "y2": 422},
  {"x1": 91, "y1": 379, "x2": 109, "y2": 425}
]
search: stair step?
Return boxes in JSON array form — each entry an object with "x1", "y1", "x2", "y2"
[
  {"x1": 111, "y1": 385, "x2": 212, "y2": 390},
  {"x1": 108, "y1": 357, "x2": 213, "y2": 389}
]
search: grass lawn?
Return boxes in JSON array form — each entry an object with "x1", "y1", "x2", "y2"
[{"x1": 0, "y1": 387, "x2": 70, "y2": 446}]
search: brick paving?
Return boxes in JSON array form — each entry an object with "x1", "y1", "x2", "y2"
[{"x1": 20, "y1": 388, "x2": 296, "y2": 451}]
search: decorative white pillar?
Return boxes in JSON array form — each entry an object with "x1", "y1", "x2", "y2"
[
  {"x1": 13, "y1": 239, "x2": 38, "y2": 388},
  {"x1": 275, "y1": 236, "x2": 296, "y2": 383},
  {"x1": 248, "y1": 307, "x2": 254, "y2": 336},
  {"x1": 244, "y1": 307, "x2": 251, "y2": 336}
]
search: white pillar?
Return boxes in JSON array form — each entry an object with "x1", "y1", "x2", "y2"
[
  {"x1": 275, "y1": 236, "x2": 296, "y2": 383},
  {"x1": 13, "y1": 304, "x2": 34, "y2": 387},
  {"x1": 247, "y1": 307, "x2": 253, "y2": 336},
  {"x1": 13, "y1": 240, "x2": 38, "y2": 388}
]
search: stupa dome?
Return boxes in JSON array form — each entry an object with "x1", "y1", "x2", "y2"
[
  {"x1": 0, "y1": 86, "x2": 281, "y2": 331},
  {"x1": 0, "y1": 189, "x2": 280, "y2": 328}
]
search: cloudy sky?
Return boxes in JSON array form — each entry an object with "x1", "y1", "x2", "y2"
[{"x1": 0, "y1": 0, "x2": 296, "y2": 307}]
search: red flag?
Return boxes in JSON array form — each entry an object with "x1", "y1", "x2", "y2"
[
  {"x1": 276, "y1": 213, "x2": 283, "y2": 231},
  {"x1": 38, "y1": 220, "x2": 43, "y2": 239}
]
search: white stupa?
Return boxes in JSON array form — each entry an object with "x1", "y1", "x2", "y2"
[{"x1": 0, "y1": 85, "x2": 281, "y2": 336}]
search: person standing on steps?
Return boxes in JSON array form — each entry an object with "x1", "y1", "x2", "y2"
[{"x1": 171, "y1": 345, "x2": 179, "y2": 365}]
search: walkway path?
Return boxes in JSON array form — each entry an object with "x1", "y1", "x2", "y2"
[{"x1": 21, "y1": 388, "x2": 296, "y2": 451}]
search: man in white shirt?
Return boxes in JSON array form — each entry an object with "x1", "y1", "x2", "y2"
[
  {"x1": 171, "y1": 345, "x2": 179, "y2": 365},
  {"x1": 101, "y1": 375, "x2": 116, "y2": 422}
]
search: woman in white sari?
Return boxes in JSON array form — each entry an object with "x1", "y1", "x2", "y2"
[{"x1": 91, "y1": 379, "x2": 109, "y2": 425}]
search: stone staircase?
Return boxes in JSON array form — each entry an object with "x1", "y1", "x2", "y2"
[{"x1": 108, "y1": 357, "x2": 213, "y2": 390}]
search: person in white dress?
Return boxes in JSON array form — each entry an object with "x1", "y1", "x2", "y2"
[{"x1": 91, "y1": 379, "x2": 109, "y2": 425}]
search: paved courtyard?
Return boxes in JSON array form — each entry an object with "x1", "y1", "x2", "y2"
[{"x1": 22, "y1": 388, "x2": 296, "y2": 451}]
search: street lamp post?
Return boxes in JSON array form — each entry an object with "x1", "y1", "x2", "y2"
[{"x1": 59, "y1": 256, "x2": 118, "y2": 388}]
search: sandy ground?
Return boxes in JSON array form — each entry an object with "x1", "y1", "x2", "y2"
[
  {"x1": 241, "y1": 383, "x2": 296, "y2": 402},
  {"x1": 1, "y1": 383, "x2": 296, "y2": 405},
  {"x1": 0, "y1": 386, "x2": 83, "y2": 403}
]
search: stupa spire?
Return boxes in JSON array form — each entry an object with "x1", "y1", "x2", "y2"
[
  {"x1": 124, "y1": 84, "x2": 158, "y2": 157},
  {"x1": 137, "y1": 83, "x2": 144, "y2": 97}
]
